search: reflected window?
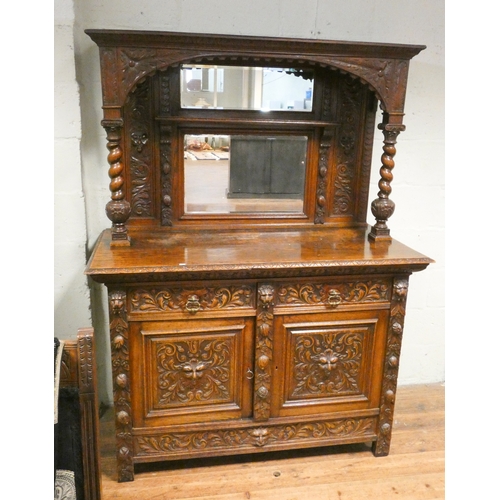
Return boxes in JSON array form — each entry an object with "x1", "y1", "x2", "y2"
[
  {"x1": 180, "y1": 65, "x2": 313, "y2": 111},
  {"x1": 184, "y1": 134, "x2": 307, "y2": 214}
]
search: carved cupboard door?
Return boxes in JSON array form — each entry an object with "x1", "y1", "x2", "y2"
[
  {"x1": 130, "y1": 317, "x2": 255, "y2": 426},
  {"x1": 271, "y1": 309, "x2": 389, "y2": 418}
]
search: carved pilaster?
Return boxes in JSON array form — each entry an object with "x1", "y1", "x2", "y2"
[
  {"x1": 372, "y1": 277, "x2": 409, "y2": 456},
  {"x1": 368, "y1": 117, "x2": 405, "y2": 242},
  {"x1": 315, "y1": 126, "x2": 335, "y2": 224},
  {"x1": 108, "y1": 290, "x2": 134, "y2": 482},
  {"x1": 160, "y1": 124, "x2": 173, "y2": 226},
  {"x1": 102, "y1": 120, "x2": 131, "y2": 246},
  {"x1": 254, "y1": 285, "x2": 275, "y2": 421}
]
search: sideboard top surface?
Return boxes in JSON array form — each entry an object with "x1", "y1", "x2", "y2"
[{"x1": 86, "y1": 228, "x2": 432, "y2": 283}]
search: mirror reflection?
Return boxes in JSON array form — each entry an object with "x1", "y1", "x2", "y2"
[
  {"x1": 181, "y1": 65, "x2": 313, "y2": 111},
  {"x1": 184, "y1": 134, "x2": 307, "y2": 214}
]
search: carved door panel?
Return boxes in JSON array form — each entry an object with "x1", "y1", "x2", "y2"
[
  {"x1": 130, "y1": 317, "x2": 255, "y2": 426},
  {"x1": 271, "y1": 309, "x2": 389, "y2": 418}
]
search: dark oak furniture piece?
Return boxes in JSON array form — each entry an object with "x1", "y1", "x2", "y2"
[
  {"x1": 84, "y1": 30, "x2": 432, "y2": 482},
  {"x1": 55, "y1": 328, "x2": 102, "y2": 498}
]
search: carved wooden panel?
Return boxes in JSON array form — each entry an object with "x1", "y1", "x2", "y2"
[
  {"x1": 134, "y1": 318, "x2": 255, "y2": 426},
  {"x1": 152, "y1": 335, "x2": 234, "y2": 409},
  {"x1": 330, "y1": 77, "x2": 369, "y2": 218},
  {"x1": 124, "y1": 78, "x2": 155, "y2": 219},
  {"x1": 273, "y1": 309, "x2": 388, "y2": 418},
  {"x1": 290, "y1": 329, "x2": 366, "y2": 398}
]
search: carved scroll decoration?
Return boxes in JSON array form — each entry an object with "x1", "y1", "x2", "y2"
[
  {"x1": 254, "y1": 285, "x2": 275, "y2": 421},
  {"x1": 325, "y1": 58, "x2": 410, "y2": 114},
  {"x1": 372, "y1": 277, "x2": 409, "y2": 456},
  {"x1": 276, "y1": 279, "x2": 390, "y2": 306},
  {"x1": 291, "y1": 331, "x2": 364, "y2": 397},
  {"x1": 135, "y1": 416, "x2": 376, "y2": 456},
  {"x1": 155, "y1": 338, "x2": 231, "y2": 406},
  {"x1": 108, "y1": 290, "x2": 134, "y2": 482},
  {"x1": 129, "y1": 285, "x2": 254, "y2": 313},
  {"x1": 127, "y1": 79, "x2": 153, "y2": 217}
]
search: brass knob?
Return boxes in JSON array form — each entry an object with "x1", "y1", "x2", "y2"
[
  {"x1": 185, "y1": 294, "x2": 201, "y2": 313},
  {"x1": 327, "y1": 289, "x2": 342, "y2": 307}
]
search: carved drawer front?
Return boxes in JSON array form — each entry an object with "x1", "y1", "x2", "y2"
[
  {"x1": 274, "y1": 278, "x2": 391, "y2": 311},
  {"x1": 272, "y1": 309, "x2": 389, "y2": 418},
  {"x1": 128, "y1": 283, "x2": 256, "y2": 318},
  {"x1": 130, "y1": 318, "x2": 255, "y2": 426}
]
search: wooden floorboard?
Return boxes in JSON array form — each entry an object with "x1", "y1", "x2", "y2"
[{"x1": 99, "y1": 383, "x2": 445, "y2": 500}]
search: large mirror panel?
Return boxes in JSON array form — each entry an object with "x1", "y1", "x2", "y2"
[
  {"x1": 180, "y1": 65, "x2": 314, "y2": 111},
  {"x1": 184, "y1": 134, "x2": 307, "y2": 214}
]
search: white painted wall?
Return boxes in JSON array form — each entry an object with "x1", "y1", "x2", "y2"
[
  {"x1": 54, "y1": 0, "x2": 445, "y2": 404},
  {"x1": 54, "y1": 0, "x2": 92, "y2": 338}
]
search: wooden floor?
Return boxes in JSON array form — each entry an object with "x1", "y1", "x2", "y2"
[{"x1": 98, "y1": 383, "x2": 444, "y2": 499}]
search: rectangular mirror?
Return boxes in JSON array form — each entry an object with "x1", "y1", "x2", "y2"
[
  {"x1": 184, "y1": 134, "x2": 307, "y2": 214},
  {"x1": 180, "y1": 65, "x2": 314, "y2": 111}
]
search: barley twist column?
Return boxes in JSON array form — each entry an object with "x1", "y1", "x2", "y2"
[
  {"x1": 368, "y1": 122, "x2": 405, "y2": 242},
  {"x1": 102, "y1": 120, "x2": 131, "y2": 246}
]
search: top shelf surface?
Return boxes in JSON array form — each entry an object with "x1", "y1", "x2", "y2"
[{"x1": 86, "y1": 227, "x2": 432, "y2": 283}]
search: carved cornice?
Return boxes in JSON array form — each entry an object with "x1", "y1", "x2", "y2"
[{"x1": 87, "y1": 30, "x2": 424, "y2": 116}]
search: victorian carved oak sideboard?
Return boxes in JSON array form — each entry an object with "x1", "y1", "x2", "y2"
[{"x1": 84, "y1": 29, "x2": 432, "y2": 482}]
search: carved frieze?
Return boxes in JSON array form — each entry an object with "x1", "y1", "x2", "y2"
[
  {"x1": 276, "y1": 279, "x2": 391, "y2": 307},
  {"x1": 135, "y1": 416, "x2": 376, "y2": 456},
  {"x1": 129, "y1": 285, "x2": 254, "y2": 313}
]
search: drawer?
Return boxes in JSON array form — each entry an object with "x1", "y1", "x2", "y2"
[
  {"x1": 127, "y1": 282, "x2": 256, "y2": 318},
  {"x1": 273, "y1": 277, "x2": 391, "y2": 311}
]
